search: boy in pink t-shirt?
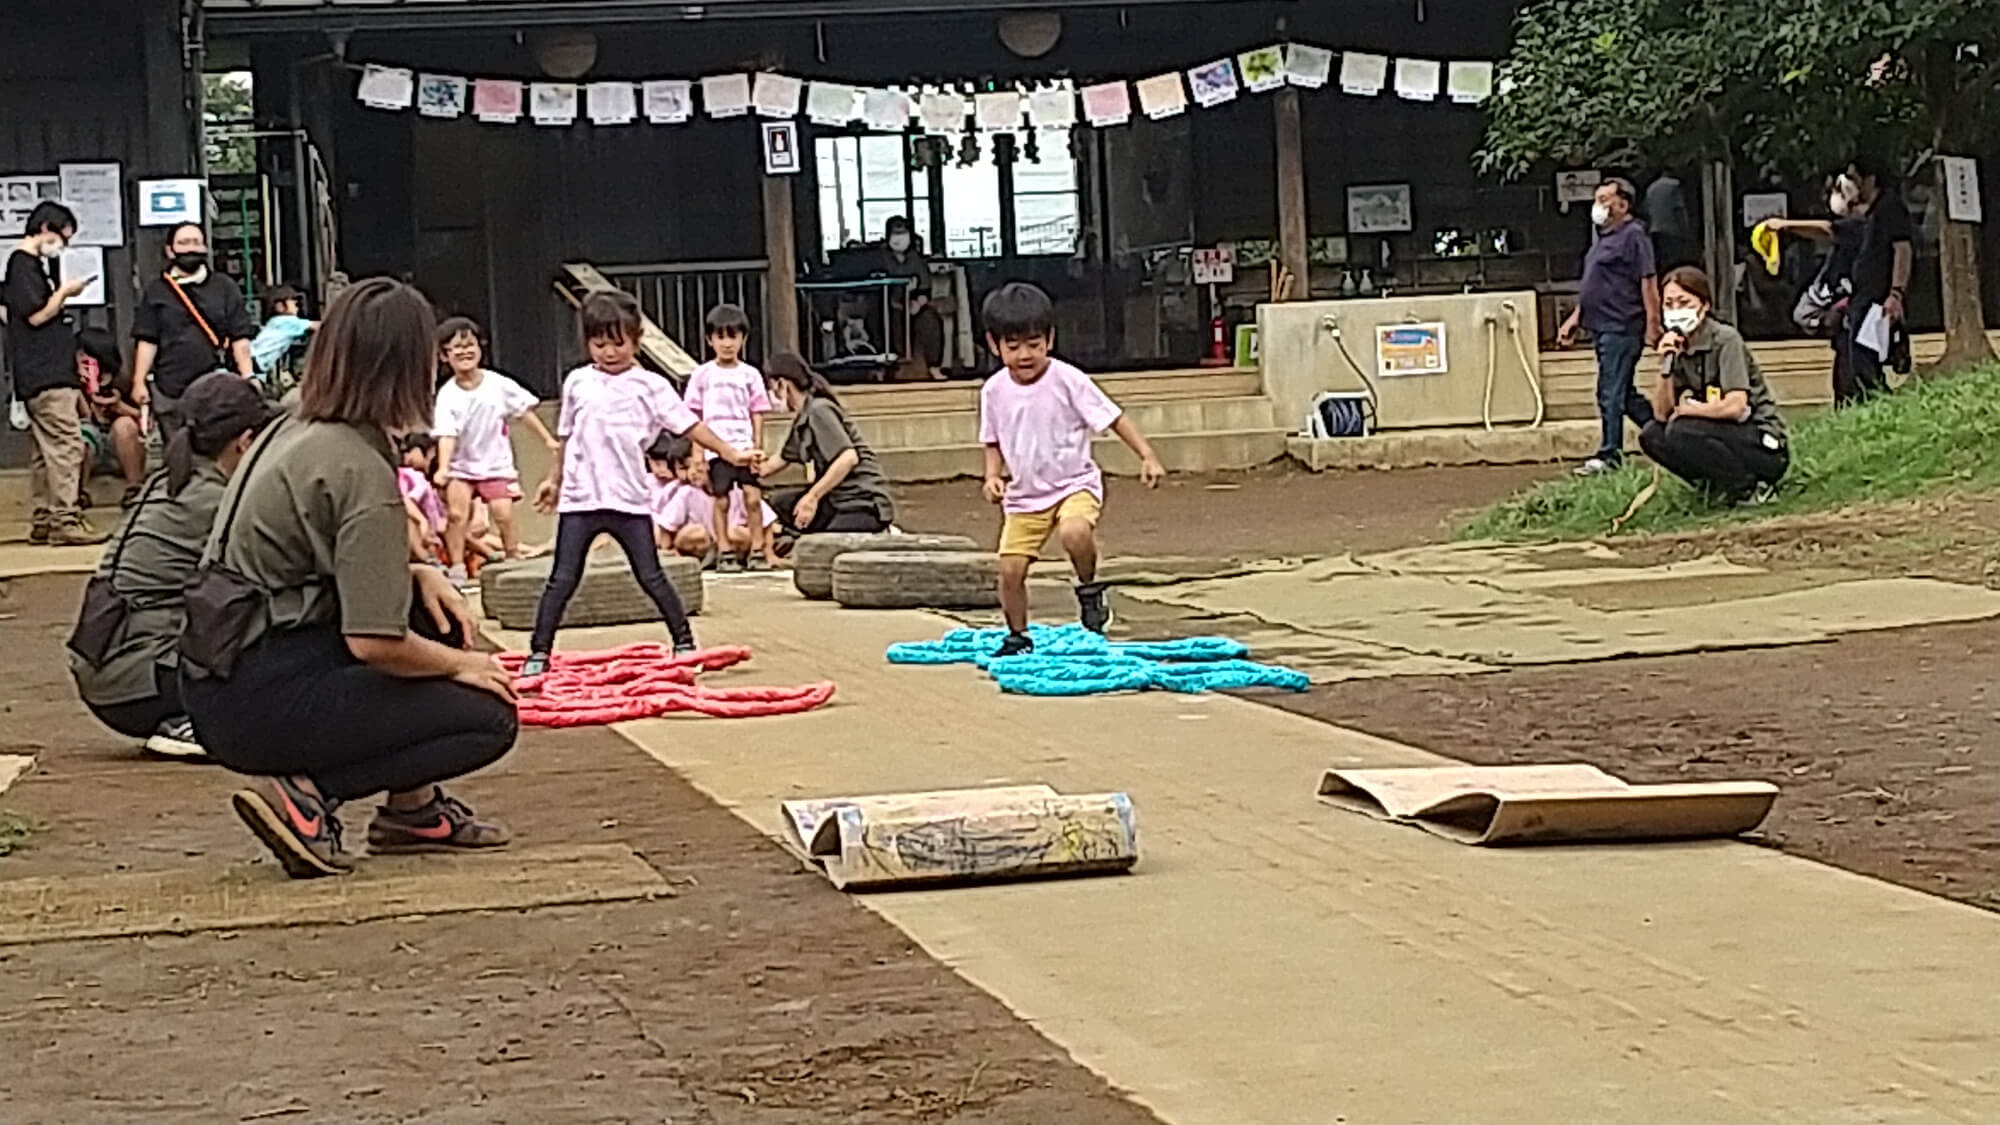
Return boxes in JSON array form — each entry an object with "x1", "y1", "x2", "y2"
[
  {"x1": 977, "y1": 282, "x2": 1163, "y2": 656},
  {"x1": 681, "y1": 303, "x2": 773, "y2": 571},
  {"x1": 521, "y1": 290, "x2": 757, "y2": 677}
]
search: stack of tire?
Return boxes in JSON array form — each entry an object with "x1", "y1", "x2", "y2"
[
  {"x1": 791, "y1": 532, "x2": 999, "y2": 610},
  {"x1": 483, "y1": 554, "x2": 705, "y2": 631}
]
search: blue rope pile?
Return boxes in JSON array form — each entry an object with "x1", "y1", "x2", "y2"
[{"x1": 886, "y1": 623, "x2": 1309, "y2": 697}]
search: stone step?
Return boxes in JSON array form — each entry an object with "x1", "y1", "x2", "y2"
[
  {"x1": 874, "y1": 427, "x2": 1289, "y2": 483},
  {"x1": 787, "y1": 395, "x2": 1281, "y2": 455},
  {"x1": 803, "y1": 367, "x2": 1262, "y2": 418}
]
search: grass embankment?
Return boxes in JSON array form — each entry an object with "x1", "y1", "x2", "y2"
[{"x1": 1460, "y1": 362, "x2": 2000, "y2": 541}]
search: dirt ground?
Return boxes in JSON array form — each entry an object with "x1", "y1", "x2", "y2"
[{"x1": 0, "y1": 574, "x2": 1161, "y2": 1125}]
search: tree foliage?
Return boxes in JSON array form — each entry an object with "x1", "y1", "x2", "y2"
[{"x1": 203, "y1": 72, "x2": 256, "y2": 176}]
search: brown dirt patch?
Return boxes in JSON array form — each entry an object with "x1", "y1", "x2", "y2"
[{"x1": 0, "y1": 574, "x2": 1159, "y2": 1125}]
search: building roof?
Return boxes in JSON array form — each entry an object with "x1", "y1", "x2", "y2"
[{"x1": 203, "y1": 0, "x2": 1250, "y2": 33}]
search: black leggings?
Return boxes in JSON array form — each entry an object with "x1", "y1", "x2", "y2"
[
  {"x1": 87, "y1": 663, "x2": 185, "y2": 738},
  {"x1": 184, "y1": 595, "x2": 518, "y2": 803},
  {"x1": 530, "y1": 510, "x2": 693, "y2": 654},
  {"x1": 1638, "y1": 417, "x2": 1788, "y2": 502},
  {"x1": 767, "y1": 487, "x2": 891, "y2": 538}
]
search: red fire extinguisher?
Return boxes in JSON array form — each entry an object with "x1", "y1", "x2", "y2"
[{"x1": 1203, "y1": 283, "x2": 1230, "y2": 366}]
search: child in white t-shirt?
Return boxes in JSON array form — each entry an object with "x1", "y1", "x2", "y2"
[
  {"x1": 682, "y1": 303, "x2": 772, "y2": 571},
  {"x1": 978, "y1": 282, "x2": 1163, "y2": 657},
  {"x1": 645, "y1": 434, "x2": 778, "y2": 565},
  {"x1": 523, "y1": 291, "x2": 757, "y2": 676},
  {"x1": 433, "y1": 317, "x2": 557, "y2": 577}
]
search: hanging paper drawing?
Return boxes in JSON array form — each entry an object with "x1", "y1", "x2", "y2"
[
  {"x1": 1186, "y1": 60, "x2": 1240, "y2": 108},
  {"x1": 1445, "y1": 61, "x2": 1494, "y2": 104},
  {"x1": 1079, "y1": 82, "x2": 1132, "y2": 127},
  {"x1": 1027, "y1": 88, "x2": 1077, "y2": 129},
  {"x1": 1339, "y1": 52, "x2": 1389, "y2": 96},
  {"x1": 702, "y1": 74, "x2": 752, "y2": 118},
  {"x1": 807, "y1": 82, "x2": 863, "y2": 125},
  {"x1": 1135, "y1": 72, "x2": 1188, "y2": 120},
  {"x1": 587, "y1": 82, "x2": 638, "y2": 125},
  {"x1": 919, "y1": 91, "x2": 968, "y2": 134},
  {"x1": 975, "y1": 91, "x2": 1023, "y2": 130},
  {"x1": 1285, "y1": 45, "x2": 1335, "y2": 89},
  {"x1": 1395, "y1": 58, "x2": 1443, "y2": 102},
  {"x1": 356, "y1": 65, "x2": 415, "y2": 111},
  {"x1": 862, "y1": 88, "x2": 913, "y2": 132},
  {"x1": 643, "y1": 80, "x2": 693, "y2": 124},
  {"x1": 530, "y1": 83, "x2": 579, "y2": 126},
  {"x1": 752, "y1": 72, "x2": 804, "y2": 118},
  {"x1": 473, "y1": 79, "x2": 523, "y2": 123},
  {"x1": 416, "y1": 74, "x2": 468, "y2": 119},
  {"x1": 1238, "y1": 47, "x2": 1287, "y2": 93}
]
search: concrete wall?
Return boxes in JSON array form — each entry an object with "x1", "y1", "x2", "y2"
[{"x1": 1258, "y1": 292, "x2": 1546, "y2": 435}]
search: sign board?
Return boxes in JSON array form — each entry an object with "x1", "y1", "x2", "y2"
[
  {"x1": 0, "y1": 174, "x2": 59, "y2": 239},
  {"x1": 1554, "y1": 169, "x2": 1602, "y2": 205},
  {"x1": 1192, "y1": 246, "x2": 1234, "y2": 285},
  {"x1": 761, "y1": 121, "x2": 801, "y2": 175},
  {"x1": 58, "y1": 163, "x2": 123, "y2": 246},
  {"x1": 1942, "y1": 155, "x2": 1982, "y2": 223},
  {"x1": 1376, "y1": 322, "x2": 1448, "y2": 377},
  {"x1": 138, "y1": 178, "x2": 202, "y2": 227},
  {"x1": 1741, "y1": 192, "x2": 1788, "y2": 229}
]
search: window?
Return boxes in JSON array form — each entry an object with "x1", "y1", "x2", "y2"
[{"x1": 813, "y1": 121, "x2": 1081, "y2": 259}]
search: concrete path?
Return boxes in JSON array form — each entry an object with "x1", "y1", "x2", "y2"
[{"x1": 506, "y1": 577, "x2": 1996, "y2": 1123}]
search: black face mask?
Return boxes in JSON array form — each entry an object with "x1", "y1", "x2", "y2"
[{"x1": 171, "y1": 251, "x2": 207, "y2": 273}]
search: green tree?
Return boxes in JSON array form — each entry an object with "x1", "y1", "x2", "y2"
[{"x1": 203, "y1": 72, "x2": 255, "y2": 176}]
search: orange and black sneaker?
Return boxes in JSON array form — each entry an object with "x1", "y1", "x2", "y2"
[
  {"x1": 367, "y1": 789, "x2": 511, "y2": 854},
  {"x1": 230, "y1": 776, "x2": 352, "y2": 878}
]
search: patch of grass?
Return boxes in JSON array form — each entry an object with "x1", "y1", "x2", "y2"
[
  {"x1": 0, "y1": 812, "x2": 34, "y2": 857},
  {"x1": 1460, "y1": 362, "x2": 2000, "y2": 541}
]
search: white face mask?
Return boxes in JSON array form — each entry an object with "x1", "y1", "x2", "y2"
[
  {"x1": 1836, "y1": 174, "x2": 1861, "y2": 204},
  {"x1": 1828, "y1": 192, "x2": 1850, "y2": 217},
  {"x1": 1589, "y1": 202, "x2": 1612, "y2": 229},
  {"x1": 1662, "y1": 308, "x2": 1702, "y2": 334},
  {"x1": 39, "y1": 236, "x2": 66, "y2": 260},
  {"x1": 888, "y1": 233, "x2": 912, "y2": 253}
]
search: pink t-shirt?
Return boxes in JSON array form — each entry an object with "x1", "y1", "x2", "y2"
[
  {"x1": 649, "y1": 477, "x2": 776, "y2": 534},
  {"x1": 556, "y1": 365, "x2": 698, "y2": 515},
  {"x1": 682, "y1": 361, "x2": 769, "y2": 451},
  {"x1": 977, "y1": 358, "x2": 1122, "y2": 514},
  {"x1": 433, "y1": 369, "x2": 538, "y2": 482},
  {"x1": 398, "y1": 467, "x2": 446, "y2": 534}
]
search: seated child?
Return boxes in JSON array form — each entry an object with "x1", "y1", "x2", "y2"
[
  {"x1": 249, "y1": 285, "x2": 317, "y2": 394},
  {"x1": 646, "y1": 434, "x2": 778, "y2": 566},
  {"x1": 397, "y1": 432, "x2": 449, "y2": 563},
  {"x1": 75, "y1": 327, "x2": 146, "y2": 507}
]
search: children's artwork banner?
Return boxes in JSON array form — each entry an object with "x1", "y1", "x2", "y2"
[{"x1": 1376, "y1": 323, "x2": 1448, "y2": 377}]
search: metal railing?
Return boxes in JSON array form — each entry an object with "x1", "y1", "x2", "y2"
[{"x1": 598, "y1": 259, "x2": 771, "y2": 363}]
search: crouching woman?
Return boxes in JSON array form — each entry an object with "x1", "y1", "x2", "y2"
[
  {"x1": 1639, "y1": 266, "x2": 1789, "y2": 506},
  {"x1": 182, "y1": 278, "x2": 519, "y2": 879}
]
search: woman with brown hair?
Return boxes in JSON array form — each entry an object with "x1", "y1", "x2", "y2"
[
  {"x1": 181, "y1": 278, "x2": 519, "y2": 879},
  {"x1": 757, "y1": 351, "x2": 896, "y2": 538},
  {"x1": 1641, "y1": 265, "x2": 1789, "y2": 506}
]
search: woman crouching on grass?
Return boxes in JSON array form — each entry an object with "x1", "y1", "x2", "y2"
[
  {"x1": 1640, "y1": 266, "x2": 1789, "y2": 507},
  {"x1": 181, "y1": 278, "x2": 519, "y2": 879}
]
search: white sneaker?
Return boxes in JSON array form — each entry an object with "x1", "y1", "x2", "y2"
[
  {"x1": 144, "y1": 717, "x2": 208, "y2": 760},
  {"x1": 1736, "y1": 482, "x2": 1777, "y2": 508},
  {"x1": 1572, "y1": 457, "x2": 1618, "y2": 477},
  {"x1": 445, "y1": 563, "x2": 470, "y2": 587}
]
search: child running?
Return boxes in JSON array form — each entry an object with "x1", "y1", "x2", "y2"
[
  {"x1": 646, "y1": 434, "x2": 780, "y2": 566},
  {"x1": 978, "y1": 282, "x2": 1164, "y2": 657},
  {"x1": 682, "y1": 304, "x2": 772, "y2": 571},
  {"x1": 524, "y1": 290, "x2": 758, "y2": 676},
  {"x1": 432, "y1": 316, "x2": 557, "y2": 578}
]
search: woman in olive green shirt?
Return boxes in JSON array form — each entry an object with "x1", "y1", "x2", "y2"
[
  {"x1": 184, "y1": 279, "x2": 519, "y2": 879},
  {"x1": 1639, "y1": 266, "x2": 1789, "y2": 506}
]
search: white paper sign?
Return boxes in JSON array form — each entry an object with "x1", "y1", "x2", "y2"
[
  {"x1": 702, "y1": 74, "x2": 752, "y2": 119},
  {"x1": 1395, "y1": 58, "x2": 1442, "y2": 102},
  {"x1": 919, "y1": 91, "x2": 967, "y2": 134},
  {"x1": 356, "y1": 65, "x2": 414, "y2": 110},
  {"x1": 1135, "y1": 72, "x2": 1188, "y2": 120},
  {"x1": 976, "y1": 91, "x2": 1024, "y2": 130},
  {"x1": 138, "y1": 178, "x2": 202, "y2": 227},
  {"x1": 58, "y1": 162, "x2": 122, "y2": 247},
  {"x1": 1340, "y1": 52, "x2": 1389, "y2": 96},
  {"x1": 643, "y1": 80, "x2": 693, "y2": 124},
  {"x1": 752, "y1": 72, "x2": 803, "y2": 118},
  {"x1": 1446, "y1": 61, "x2": 1494, "y2": 104},
  {"x1": 587, "y1": 82, "x2": 638, "y2": 125},
  {"x1": 1741, "y1": 192, "x2": 1788, "y2": 229},
  {"x1": 531, "y1": 83, "x2": 579, "y2": 125},
  {"x1": 1192, "y1": 247, "x2": 1234, "y2": 285},
  {"x1": 1942, "y1": 155, "x2": 1983, "y2": 223},
  {"x1": 1027, "y1": 88, "x2": 1077, "y2": 129},
  {"x1": 1284, "y1": 45, "x2": 1335, "y2": 89},
  {"x1": 862, "y1": 88, "x2": 913, "y2": 132},
  {"x1": 807, "y1": 82, "x2": 863, "y2": 125},
  {"x1": 1555, "y1": 169, "x2": 1602, "y2": 204},
  {"x1": 59, "y1": 245, "x2": 105, "y2": 305}
]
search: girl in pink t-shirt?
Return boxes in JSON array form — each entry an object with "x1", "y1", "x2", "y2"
[
  {"x1": 521, "y1": 291, "x2": 757, "y2": 676},
  {"x1": 645, "y1": 434, "x2": 779, "y2": 566}
]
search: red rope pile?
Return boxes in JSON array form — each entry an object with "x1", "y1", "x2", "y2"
[{"x1": 499, "y1": 642, "x2": 835, "y2": 726}]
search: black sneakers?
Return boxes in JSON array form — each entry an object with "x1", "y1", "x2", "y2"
[
  {"x1": 231, "y1": 776, "x2": 352, "y2": 879},
  {"x1": 367, "y1": 789, "x2": 512, "y2": 854},
  {"x1": 1076, "y1": 582, "x2": 1113, "y2": 634},
  {"x1": 144, "y1": 716, "x2": 207, "y2": 760},
  {"x1": 994, "y1": 631, "x2": 1034, "y2": 658}
]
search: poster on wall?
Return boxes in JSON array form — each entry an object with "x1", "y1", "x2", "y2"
[
  {"x1": 0, "y1": 175, "x2": 60, "y2": 236},
  {"x1": 1346, "y1": 183, "x2": 1412, "y2": 234},
  {"x1": 1192, "y1": 247, "x2": 1235, "y2": 285},
  {"x1": 762, "y1": 121, "x2": 801, "y2": 175},
  {"x1": 1377, "y1": 322, "x2": 1448, "y2": 376},
  {"x1": 138, "y1": 178, "x2": 202, "y2": 227},
  {"x1": 58, "y1": 163, "x2": 123, "y2": 246}
]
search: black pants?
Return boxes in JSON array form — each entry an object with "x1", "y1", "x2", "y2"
[
  {"x1": 184, "y1": 594, "x2": 517, "y2": 803},
  {"x1": 767, "y1": 487, "x2": 890, "y2": 538},
  {"x1": 87, "y1": 663, "x2": 185, "y2": 738},
  {"x1": 1639, "y1": 418, "x2": 1788, "y2": 502},
  {"x1": 1837, "y1": 314, "x2": 1889, "y2": 405},
  {"x1": 530, "y1": 510, "x2": 693, "y2": 654}
]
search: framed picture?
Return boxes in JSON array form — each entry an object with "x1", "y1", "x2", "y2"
[
  {"x1": 1376, "y1": 322, "x2": 1448, "y2": 377},
  {"x1": 762, "y1": 121, "x2": 801, "y2": 175},
  {"x1": 1346, "y1": 183, "x2": 1412, "y2": 235}
]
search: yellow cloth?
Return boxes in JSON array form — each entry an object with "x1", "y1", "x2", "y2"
[
  {"x1": 998, "y1": 491, "x2": 1102, "y2": 557},
  {"x1": 1751, "y1": 220, "x2": 1781, "y2": 275}
]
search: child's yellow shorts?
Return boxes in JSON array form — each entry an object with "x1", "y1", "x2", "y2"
[{"x1": 998, "y1": 491, "x2": 1102, "y2": 558}]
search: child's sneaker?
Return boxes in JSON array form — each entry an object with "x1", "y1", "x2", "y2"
[
  {"x1": 520, "y1": 651, "x2": 551, "y2": 677},
  {"x1": 27, "y1": 510, "x2": 50, "y2": 545},
  {"x1": 746, "y1": 555, "x2": 771, "y2": 573},
  {"x1": 994, "y1": 631, "x2": 1034, "y2": 657},
  {"x1": 144, "y1": 716, "x2": 208, "y2": 760},
  {"x1": 367, "y1": 789, "x2": 511, "y2": 854},
  {"x1": 1076, "y1": 582, "x2": 1113, "y2": 634},
  {"x1": 716, "y1": 556, "x2": 744, "y2": 573},
  {"x1": 444, "y1": 563, "x2": 470, "y2": 587},
  {"x1": 230, "y1": 776, "x2": 351, "y2": 879}
]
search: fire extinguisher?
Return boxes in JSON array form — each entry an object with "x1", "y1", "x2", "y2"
[{"x1": 1204, "y1": 283, "x2": 1229, "y2": 366}]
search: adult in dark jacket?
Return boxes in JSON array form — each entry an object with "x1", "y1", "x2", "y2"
[{"x1": 130, "y1": 222, "x2": 257, "y2": 440}]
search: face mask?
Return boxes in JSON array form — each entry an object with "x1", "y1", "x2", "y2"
[
  {"x1": 1662, "y1": 308, "x2": 1702, "y2": 334},
  {"x1": 1589, "y1": 202, "x2": 1611, "y2": 228},
  {"x1": 172, "y1": 251, "x2": 207, "y2": 273},
  {"x1": 1828, "y1": 192, "x2": 1850, "y2": 217},
  {"x1": 888, "y1": 233, "x2": 912, "y2": 253},
  {"x1": 40, "y1": 237, "x2": 66, "y2": 260},
  {"x1": 1836, "y1": 174, "x2": 1861, "y2": 204}
]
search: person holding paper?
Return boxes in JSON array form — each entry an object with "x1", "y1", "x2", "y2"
[
  {"x1": 1558, "y1": 177, "x2": 1660, "y2": 477},
  {"x1": 1639, "y1": 266, "x2": 1788, "y2": 507},
  {"x1": 5, "y1": 201, "x2": 107, "y2": 545},
  {"x1": 1838, "y1": 155, "x2": 1912, "y2": 401},
  {"x1": 130, "y1": 222, "x2": 257, "y2": 440}
]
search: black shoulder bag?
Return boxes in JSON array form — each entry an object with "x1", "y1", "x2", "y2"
[
  {"x1": 65, "y1": 475, "x2": 167, "y2": 666},
  {"x1": 178, "y1": 424, "x2": 285, "y2": 681}
]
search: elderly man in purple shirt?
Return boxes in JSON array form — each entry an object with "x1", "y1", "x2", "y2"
[{"x1": 1558, "y1": 177, "x2": 1662, "y2": 475}]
